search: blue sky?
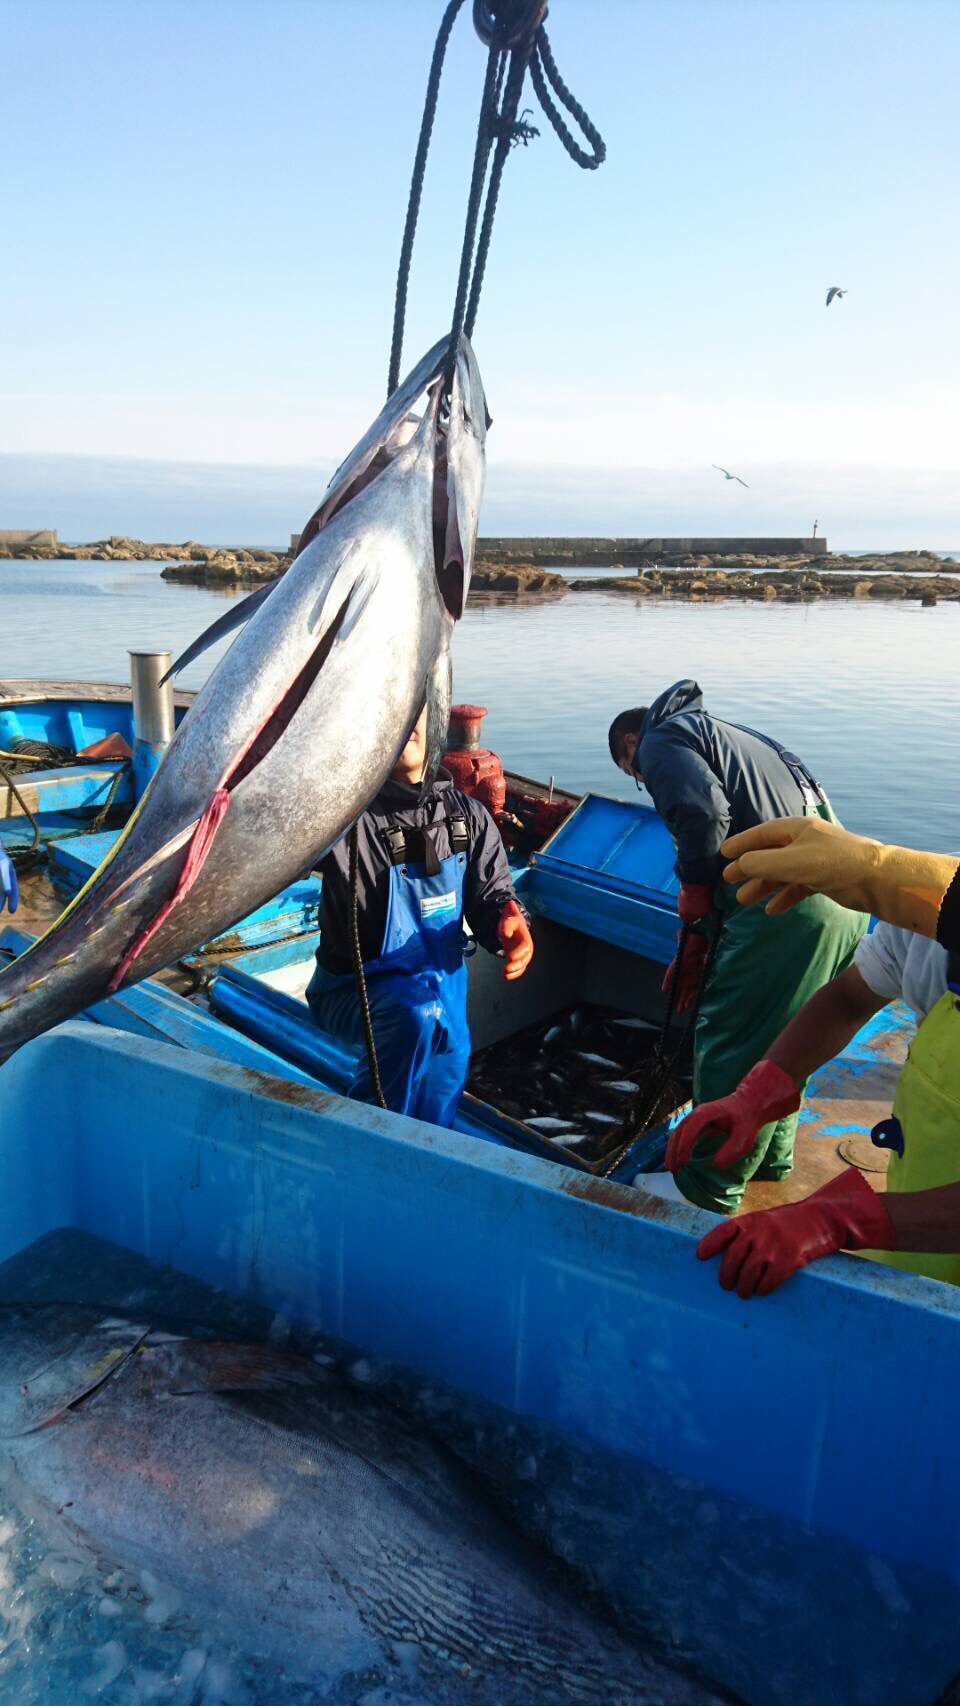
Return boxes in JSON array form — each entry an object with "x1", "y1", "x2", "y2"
[{"x1": 3, "y1": 0, "x2": 959, "y2": 546}]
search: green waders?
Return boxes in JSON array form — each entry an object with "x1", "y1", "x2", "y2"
[{"x1": 676, "y1": 801, "x2": 869, "y2": 1215}]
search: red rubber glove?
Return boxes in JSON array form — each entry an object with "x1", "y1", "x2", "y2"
[
  {"x1": 677, "y1": 881, "x2": 714, "y2": 924},
  {"x1": 498, "y1": 900, "x2": 534, "y2": 981},
  {"x1": 661, "y1": 930, "x2": 710, "y2": 1014},
  {"x1": 697, "y1": 1168, "x2": 896, "y2": 1298},
  {"x1": 665, "y1": 1058, "x2": 801, "y2": 1173}
]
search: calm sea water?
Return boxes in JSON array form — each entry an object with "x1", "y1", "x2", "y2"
[{"x1": 1, "y1": 559, "x2": 957, "y2": 849}]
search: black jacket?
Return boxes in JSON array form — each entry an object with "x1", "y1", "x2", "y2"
[
  {"x1": 314, "y1": 770, "x2": 516, "y2": 973},
  {"x1": 635, "y1": 680, "x2": 825, "y2": 884}
]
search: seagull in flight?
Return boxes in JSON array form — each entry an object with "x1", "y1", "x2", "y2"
[
  {"x1": 712, "y1": 465, "x2": 749, "y2": 488},
  {"x1": 825, "y1": 287, "x2": 847, "y2": 306}
]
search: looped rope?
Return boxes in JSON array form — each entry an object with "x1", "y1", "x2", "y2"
[
  {"x1": 388, "y1": 0, "x2": 606, "y2": 396},
  {"x1": 530, "y1": 26, "x2": 606, "y2": 169}
]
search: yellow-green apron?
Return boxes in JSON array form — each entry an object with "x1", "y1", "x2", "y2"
[{"x1": 871, "y1": 990, "x2": 960, "y2": 1286}]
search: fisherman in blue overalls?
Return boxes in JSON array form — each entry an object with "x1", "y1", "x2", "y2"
[{"x1": 306, "y1": 706, "x2": 533, "y2": 1128}]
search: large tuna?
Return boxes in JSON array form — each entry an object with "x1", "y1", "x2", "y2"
[
  {"x1": 0, "y1": 337, "x2": 485, "y2": 1066},
  {"x1": 0, "y1": 1305, "x2": 723, "y2": 1704}
]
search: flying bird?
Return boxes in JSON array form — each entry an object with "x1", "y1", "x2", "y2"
[
  {"x1": 712, "y1": 465, "x2": 749, "y2": 488},
  {"x1": 825, "y1": 287, "x2": 847, "y2": 306}
]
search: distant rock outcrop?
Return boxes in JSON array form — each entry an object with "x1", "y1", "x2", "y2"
[{"x1": 2, "y1": 536, "x2": 956, "y2": 604}]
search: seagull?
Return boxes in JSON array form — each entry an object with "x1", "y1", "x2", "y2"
[
  {"x1": 825, "y1": 287, "x2": 847, "y2": 306},
  {"x1": 712, "y1": 465, "x2": 749, "y2": 488}
]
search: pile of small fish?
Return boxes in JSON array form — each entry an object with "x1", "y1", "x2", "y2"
[{"x1": 467, "y1": 1004, "x2": 692, "y2": 1164}]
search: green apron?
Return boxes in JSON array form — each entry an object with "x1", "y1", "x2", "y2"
[
  {"x1": 868, "y1": 990, "x2": 960, "y2": 1286},
  {"x1": 676, "y1": 799, "x2": 869, "y2": 1214}
]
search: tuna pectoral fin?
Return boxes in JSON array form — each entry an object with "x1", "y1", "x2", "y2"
[
  {"x1": 0, "y1": 1310, "x2": 149, "y2": 1438},
  {"x1": 421, "y1": 648, "x2": 452, "y2": 788},
  {"x1": 158, "y1": 579, "x2": 282, "y2": 686},
  {"x1": 141, "y1": 1340, "x2": 326, "y2": 1397}
]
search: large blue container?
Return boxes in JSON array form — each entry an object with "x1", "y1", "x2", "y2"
[{"x1": 1, "y1": 1024, "x2": 957, "y2": 1705}]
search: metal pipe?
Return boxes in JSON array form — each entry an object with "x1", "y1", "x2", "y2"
[{"x1": 130, "y1": 650, "x2": 174, "y2": 797}]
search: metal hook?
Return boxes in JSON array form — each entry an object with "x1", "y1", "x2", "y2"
[{"x1": 472, "y1": 0, "x2": 548, "y2": 50}]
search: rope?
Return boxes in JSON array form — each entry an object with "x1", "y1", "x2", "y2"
[
  {"x1": 388, "y1": 0, "x2": 607, "y2": 394},
  {"x1": 0, "y1": 758, "x2": 131, "y2": 871},
  {"x1": 529, "y1": 26, "x2": 606, "y2": 169},
  {"x1": 387, "y1": 0, "x2": 468, "y2": 397},
  {"x1": 600, "y1": 921, "x2": 722, "y2": 1180},
  {"x1": 349, "y1": 824, "x2": 387, "y2": 1109},
  {"x1": 0, "y1": 762, "x2": 41, "y2": 860}
]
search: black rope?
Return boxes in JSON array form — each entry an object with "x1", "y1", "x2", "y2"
[
  {"x1": 388, "y1": 0, "x2": 607, "y2": 395},
  {"x1": 462, "y1": 48, "x2": 529, "y2": 342},
  {"x1": 443, "y1": 38, "x2": 504, "y2": 386},
  {"x1": 0, "y1": 762, "x2": 41, "y2": 860},
  {"x1": 529, "y1": 26, "x2": 606, "y2": 169},
  {"x1": 0, "y1": 758, "x2": 131, "y2": 872},
  {"x1": 387, "y1": 0, "x2": 468, "y2": 397},
  {"x1": 600, "y1": 921, "x2": 722, "y2": 1180},
  {"x1": 349, "y1": 823, "x2": 387, "y2": 1109}
]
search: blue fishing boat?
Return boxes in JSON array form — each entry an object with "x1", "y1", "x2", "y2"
[{"x1": 0, "y1": 674, "x2": 192, "y2": 853}]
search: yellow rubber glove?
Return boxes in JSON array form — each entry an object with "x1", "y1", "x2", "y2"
[{"x1": 721, "y1": 817, "x2": 958, "y2": 938}]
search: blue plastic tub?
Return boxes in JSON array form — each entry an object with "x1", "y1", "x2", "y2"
[{"x1": 1, "y1": 1023, "x2": 958, "y2": 1705}]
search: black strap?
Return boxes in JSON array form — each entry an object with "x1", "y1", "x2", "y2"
[
  {"x1": 715, "y1": 715, "x2": 825, "y2": 804},
  {"x1": 382, "y1": 823, "x2": 408, "y2": 866},
  {"x1": 447, "y1": 811, "x2": 469, "y2": 855},
  {"x1": 381, "y1": 812, "x2": 470, "y2": 870}
]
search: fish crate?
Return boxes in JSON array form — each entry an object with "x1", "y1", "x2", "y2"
[{"x1": 466, "y1": 1001, "x2": 692, "y2": 1175}]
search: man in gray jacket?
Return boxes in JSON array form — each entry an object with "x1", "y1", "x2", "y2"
[{"x1": 608, "y1": 680, "x2": 866, "y2": 1212}]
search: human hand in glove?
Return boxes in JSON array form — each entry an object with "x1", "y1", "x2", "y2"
[
  {"x1": 677, "y1": 882, "x2": 714, "y2": 924},
  {"x1": 665, "y1": 1058, "x2": 801, "y2": 1173},
  {"x1": 498, "y1": 901, "x2": 533, "y2": 981},
  {"x1": 661, "y1": 930, "x2": 710, "y2": 1014},
  {"x1": 722, "y1": 816, "x2": 957, "y2": 938},
  {"x1": 696, "y1": 1168, "x2": 895, "y2": 1298},
  {"x1": 0, "y1": 840, "x2": 19, "y2": 915}
]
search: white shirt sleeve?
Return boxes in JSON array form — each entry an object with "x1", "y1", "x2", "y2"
[{"x1": 854, "y1": 922, "x2": 911, "y2": 1003}]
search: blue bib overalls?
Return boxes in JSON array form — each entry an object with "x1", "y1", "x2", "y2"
[{"x1": 306, "y1": 843, "x2": 473, "y2": 1129}]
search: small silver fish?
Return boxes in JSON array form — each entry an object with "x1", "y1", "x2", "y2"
[
  {"x1": 543, "y1": 1025, "x2": 563, "y2": 1046},
  {"x1": 575, "y1": 1052, "x2": 619, "y2": 1070},
  {"x1": 585, "y1": 1110, "x2": 619, "y2": 1125},
  {"x1": 611, "y1": 1017, "x2": 657, "y2": 1031},
  {"x1": 525, "y1": 1117, "x2": 576, "y2": 1133},
  {"x1": 602, "y1": 1080, "x2": 640, "y2": 1095},
  {"x1": 560, "y1": 1133, "x2": 591, "y2": 1147}
]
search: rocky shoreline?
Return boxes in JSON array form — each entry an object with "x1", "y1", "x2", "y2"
[{"x1": 2, "y1": 536, "x2": 957, "y2": 602}]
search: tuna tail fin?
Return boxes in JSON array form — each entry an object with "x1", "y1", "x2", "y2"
[
  {"x1": 421, "y1": 648, "x2": 452, "y2": 788},
  {"x1": 158, "y1": 577, "x2": 282, "y2": 685}
]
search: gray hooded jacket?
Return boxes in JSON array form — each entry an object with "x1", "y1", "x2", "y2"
[{"x1": 634, "y1": 680, "x2": 825, "y2": 884}]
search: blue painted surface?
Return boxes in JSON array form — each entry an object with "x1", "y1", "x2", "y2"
[
  {"x1": 0, "y1": 764, "x2": 134, "y2": 836},
  {"x1": 47, "y1": 828, "x2": 322, "y2": 951},
  {"x1": 1, "y1": 1024, "x2": 958, "y2": 1705},
  {"x1": 131, "y1": 734, "x2": 166, "y2": 798},
  {"x1": 0, "y1": 698, "x2": 187, "y2": 753},
  {"x1": 522, "y1": 792, "x2": 679, "y2": 962}
]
